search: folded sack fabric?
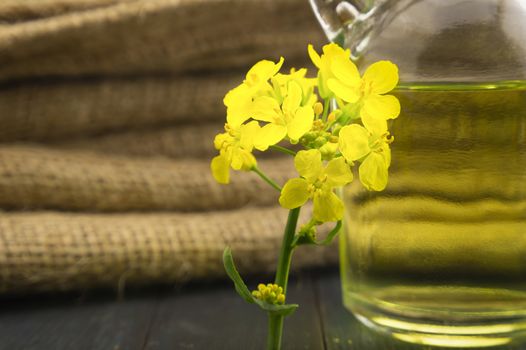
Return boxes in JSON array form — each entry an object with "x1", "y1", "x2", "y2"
[
  {"x1": 0, "y1": 0, "x2": 324, "y2": 82},
  {"x1": 0, "y1": 74, "x2": 238, "y2": 142},
  {"x1": 0, "y1": 207, "x2": 336, "y2": 294},
  {"x1": 0, "y1": 146, "x2": 294, "y2": 211}
]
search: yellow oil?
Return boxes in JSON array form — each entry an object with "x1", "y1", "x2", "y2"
[{"x1": 340, "y1": 81, "x2": 526, "y2": 347}]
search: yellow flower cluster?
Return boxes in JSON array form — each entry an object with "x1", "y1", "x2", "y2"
[
  {"x1": 252, "y1": 283, "x2": 286, "y2": 305},
  {"x1": 211, "y1": 42, "x2": 400, "y2": 224}
]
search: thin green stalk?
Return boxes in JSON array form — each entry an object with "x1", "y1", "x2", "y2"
[
  {"x1": 252, "y1": 166, "x2": 282, "y2": 192},
  {"x1": 267, "y1": 207, "x2": 301, "y2": 350},
  {"x1": 270, "y1": 145, "x2": 297, "y2": 156},
  {"x1": 321, "y1": 98, "x2": 330, "y2": 121},
  {"x1": 267, "y1": 314, "x2": 284, "y2": 350}
]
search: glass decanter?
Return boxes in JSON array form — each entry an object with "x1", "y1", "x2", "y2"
[{"x1": 310, "y1": 0, "x2": 526, "y2": 347}]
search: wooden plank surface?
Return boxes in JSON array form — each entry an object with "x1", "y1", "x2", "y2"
[
  {"x1": 0, "y1": 270, "x2": 525, "y2": 349},
  {"x1": 0, "y1": 292, "x2": 157, "y2": 350},
  {"x1": 143, "y1": 273, "x2": 324, "y2": 350}
]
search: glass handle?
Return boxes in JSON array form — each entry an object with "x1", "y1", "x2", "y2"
[
  {"x1": 309, "y1": 0, "x2": 392, "y2": 58},
  {"x1": 308, "y1": 0, "x2": 375, "y2": 40}
]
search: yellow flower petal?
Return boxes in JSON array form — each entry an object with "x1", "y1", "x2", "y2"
[
  {"x1": 270, "y1": 76, "x2": 284, "y2": 103},
  {"x1": 251, "y1": 96, "x2": 281, "y2": 122},
  {"x1": 287, "y1": 106, "x2": 314, "y2": 141},
  {"x1": 231, "y1": 148, "x2": 256, "y2": 171},
  {"x1": 363, "y1": 94, "x2": 401, "y2": 120},
  {"x1": 239, "y1": 121, "x2": 261, "y2": 150},
  {"x1": 230, "y1": 149, "x2": 244, "y2": 170},
  {"x1": 313, "y1": 191, "x2": 344, "y2": 222},
  {"x1": 327, "y1": 78, "x2": 360, "y2": 103},
  {"x1": 381, "y1": 143, "x2": 391, "y2": 167},
  {"x1": 359, "y1": 152, "x2": 389, "y2": 191},
  {"x1": 245, "y1": 57, "x2": 284, "y2": 87},
  {"x1": 213, "y1": 132, "x2": 229, "y2": 151},
  {"x1": 240, "y1": 151, "x2": 257, "y2": 171},
  {"x1": 282, "y1": 81, "x2": 303, "y2": 114},
  {"x1": 325, "y1": 157, "x2": 353, "y2": 188},
  {"x1": 224, "y1": 84, "x2": 252, "y2": 127},
  {"x1": 360, "y1": 109, "x2": 388, "y2": 135},
  {"x1": 294, "y1": 149, "x2": 323, "y2": 181},
  {"x1": 254, "y1": 123, "x2": 287, "y2": 151},
  {"x1": 363, "y1": 60, "x2": 399, "y2": 94},
  {"x1": 317, "y1": 70, "x2": 331, "y2": 99},
  {"x1": 338, "y1": 124, "x2": 371, "y2": 161},
  {"x1": 330, "y1": 55, "x2": 361, "y2": 87},
  {"x1": 279, "y1": 178, "x2": 310, "y2": 209},
  {"x1": 211, "y1": 154, "x2": 230, "y2": 184},
  {"x1": 275, "y1": 68, "x2": 308, "y2": 86},
  {"x1": 311, "y1": 43, "x2": 351, "y2": 99},
  {"x1": 308, "y1": 44, "x2": 322, "y2": 68},
  {"x1": 322, "y1": 43, "x2": 349, "y2": 59}
]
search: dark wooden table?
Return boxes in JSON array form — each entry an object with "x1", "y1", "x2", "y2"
[{"x1": 0, "y1": 269, "x2": 524, "y2": 350}]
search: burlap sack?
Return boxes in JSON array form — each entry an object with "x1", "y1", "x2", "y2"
[
  {"x1": 0, "y1": 0, "x2": 324, "y2": 82},
  {"x1": 0, "y1": 74, "x2": 238, "y2": 142},
  {"x1": 0, "y1": 206, "x2": 336, "y2": 294},
  {"x1": 54, "y1": 122, "x2": 224, "y2": 159},
  {"x1": 0, "y1": 145, "x2": 295, "y2": 211},
  {"x1": 0, "y1": 0, "x2": 129, "y2": 22}
]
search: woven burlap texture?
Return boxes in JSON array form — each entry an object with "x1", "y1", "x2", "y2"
[
  {"x1": 0, "y1": 0, "x2": 324, "y2": 81},
  {"x1": 54, "y1": 122, "x2": 224, "y2": 159},
  {"x1": 0, "y1": 146, "x2": 294, "y2": 211},
  {"x1": 0, "y1": 207, "x2": 336, "y2": 294},
  {"x1": 0, "y1": 0, "x2": 333, "y2": 294},
  {"x1": 0, "y1": 74, "x2": 238, "y2": 142},
  {"x1": 0, "y1": 0, "x2": 131, "y2": 22}
]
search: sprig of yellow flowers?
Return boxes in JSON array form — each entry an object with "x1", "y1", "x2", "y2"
[{"x1": 213, "y1": 43, "x2": 400, "y2": 350}]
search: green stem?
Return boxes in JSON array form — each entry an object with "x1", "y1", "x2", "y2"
[
  {"x1": 270, "y1": 145, "x2": 297, "y2": 156},
  {"x1": 267, "y1": 207, "x2": 301, "y2": 350},
  {"x1": 252, "y1": 167, "x2": 282, "y2": 192},
  {"x1": 321, "y1": 98, "x2": 330, "y2": 122},
  {"x1": 267, "y1": 314, "x2": 284, "y2": 350}
]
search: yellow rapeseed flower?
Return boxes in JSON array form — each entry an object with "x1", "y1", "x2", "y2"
[
  {"x1": 252, "y1": 81, "x2": 314, "y2": 150},
  {"x1": 223, "y1": 57, "x2": 284, "y2": 127},
  {"x1": 328, "y1": 58, "x2": 400, "y2": 134},
  {"x1": 308, "y1": 43, "x2": 351, "y2": 99},
  {"x1": 338, "y1": 124, "x2": 392, "y2": 191},
  {"x1": 211, "y1": 121, "x2": 260, "y2": 184},
  {"x1": 279, "y1": 149, "x2": 353, "y2": 222},
  {"x1": 272, "y1": 68, "x2": 317, "y2": 107}
]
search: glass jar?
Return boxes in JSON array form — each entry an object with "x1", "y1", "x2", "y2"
[{"x1": 310, "y1": 0, "x2": 526, "y2": 347}]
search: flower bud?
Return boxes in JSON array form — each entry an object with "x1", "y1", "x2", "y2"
[
  {"x1": 313, "y1": 102, "x2": 324, "y2": 116},
  {"x1": 314, "y1": 136, "x2": 327, "y2": 148},
  {"x1": 252, "y1": 283, "x2": 286, "y2": 305}
]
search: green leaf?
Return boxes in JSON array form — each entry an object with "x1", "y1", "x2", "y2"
[
  {"x1": 317, "y1": 220, "x2": 342, "y2": 245},
  {"x1": 222, "y1": 247, "x2": 255, "y2": 304},
  {"x1": 223, "y1": 247, "x2": 298, "y2": 317},
  {"x1": 255, "y1": 299, "x2": 299, "y2": 317}
]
